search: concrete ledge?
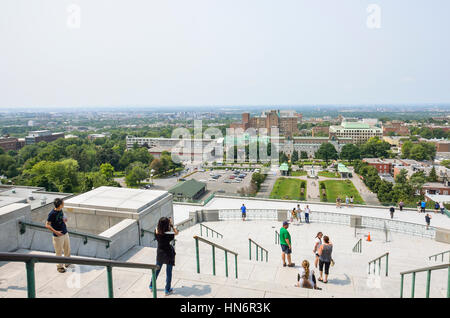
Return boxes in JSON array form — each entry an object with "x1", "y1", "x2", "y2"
[
  {"x1": 435, "y1": 227, "x2": 450, "y2": 244},
  {"x1": 100, "y1": 219, "x2": 139, "y2": 260}
]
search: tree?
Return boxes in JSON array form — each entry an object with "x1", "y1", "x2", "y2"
[
  {"x1": 279, "y1": 152, "x2": 289, "y2": 164},
  {"x1": 428, "y1": 166, "x2": 438, "y2": 182},
  {"x1": 100, "y1": 163, "x2": 115, "y2": 181},
  {"x1": 315, "y1": 143, "x2": 338, "y2": 165},
  {"x1": 359, "y1": 137, "x2": 391, "y2": 158},
  {"x1": 291, "y1": 150, "x2": 299, "y2": 164},
  {"x1": 125, "y1": 163, "x2": 149, "y2": 186},
  {"x1": 300, "y1": 151, "x2": 308, "y2": 159},
  {"x1": 340, "y1": 144, "x2": 361, "y2": 162}
]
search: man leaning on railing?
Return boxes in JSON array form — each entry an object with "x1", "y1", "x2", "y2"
[{"x1": 45, "y1": 198, "x2": 71, "y2": 273}]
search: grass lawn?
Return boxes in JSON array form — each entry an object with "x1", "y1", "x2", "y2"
[
  {"x1": 270, "y1": 177, "x2": 306, "y2": 200},
  {"x1": 319, "y1": 180, "x2": 364, "y2": 204},
  {"x1": 291, "y1": 170, "x2": 307, "y2": 176},
  {"x1": 318, "y1": 171, "x2": 340, "y2": 178}
]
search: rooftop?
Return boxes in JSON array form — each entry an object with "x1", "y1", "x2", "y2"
[
  {"x1": 168, "y1": 179, "x2": 206, "y2": 198},
  {"x1": 0, "y1": 185, "x2": 72, "y2": 210}
]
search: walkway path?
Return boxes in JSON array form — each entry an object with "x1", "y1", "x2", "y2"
[{"x1": 349, "y1": 167, "x2": 380, "y2": 205}]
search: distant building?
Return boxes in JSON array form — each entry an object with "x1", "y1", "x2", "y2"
[
  {"x1": 87, "y1": 133, "x2": 107, "y2": 140},
  {"x1": 25, "y1": 130, "x2": 64, "y2": 145},
  {"x1": 421, "y1": 182, "x2": 450, "y2": 196},
  {"x1": 168, "y1": 179, "x2": 206, "y2": 201},
  {"x1": 382, "y1": 121, "x2": 410, "y2": 136},
  {"x1": 311, "y1": 126, "x2": 329, "y2": 137},
  {"x1": 230, "y1": 110, "x2": 302, "y2": 137},
  {"x1": 0, "y1": 137, "x2": 23, "y2": 151},
  {"x1": 329, "y1": 122, "x2": 383, "y2": 144},
  {"x1": 362, "y1": 158, "x2": 397, "y2": 175}
]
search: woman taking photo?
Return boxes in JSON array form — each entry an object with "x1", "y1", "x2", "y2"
[
  {"x1": 149, "y1": 217, "x2": 179, "y2": 296},
  {"x1": 318, "y1": 235, "x2": 333, "y2": 284}
]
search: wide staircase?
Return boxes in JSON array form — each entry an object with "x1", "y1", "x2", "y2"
[{"x1": 1, "y1": 221, "x2": 449, "y2": 298}]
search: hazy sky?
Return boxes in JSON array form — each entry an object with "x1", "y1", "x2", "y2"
[{"x1": 1, "y1": 0, "x2": 450, "y2": 109}]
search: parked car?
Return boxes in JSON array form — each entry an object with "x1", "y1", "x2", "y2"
[
  {"x1": 229, "y1": 175, "x2": 236, "y2": 179},
  {"x1": 179, "y1": 178, "x2": 186, "y2": 181},
  {"x1": 223, "y1": 180, "x2": 231, "y2": 183}
]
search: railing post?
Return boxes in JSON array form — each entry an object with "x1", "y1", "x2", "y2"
[
  {"x1": 249, "y1": 239, "x2": 251, "y2": 260},
  {"x1": 107, "y1": 265, "x2": 114, "y2": 298},
  {"x1": 212, "y1": 245, "x2": 216, "y2": 276},
  {"x1": 195, "y1": 237, "x2": 200, "y2": 274},
  {"x1": 200, "y1": 224, "x2": 202, "y2": 237},
  {"x1": 411, "y1": 272, "x2": 416, "y2": 298},
  {"x1": 400, "y1": 274, "x2": 404, "y2": 298},
  {"x1": 25, "y1": 260, "x2": 36, "y2": 298},
  {"x1": 235, "y1": 254, "x2": 238, "y2": 279},
  {"x1": 386, "y1": 254, "x2": 389, "y2": 277},
  {"x1": 225, "y1": 251, "x2": 228, "y2": 278},
  {"x1": 447, "y1": 265, "x2": 450, "y2": 298},
  {"x1": 378, "y1": 258, "x2": 381, "y2": 276},
  {"x1": 368, "y1": 263, "x2": 370, "y2": 275},
  {"x1": 151, "y1": 268, "x2": 157, "y2": 298},
  {"x1": 266, "y1": 250, "x2": 268, "y2": 262},
  {"x1": 256, "y1": 245, "x2": 259, "y2": 261},
  {"x1": 426, "y1": 270, "x2": 431, "y2": 298}
]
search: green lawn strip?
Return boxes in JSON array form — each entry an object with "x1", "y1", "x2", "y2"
[
  {"x1": 291, "y1": 170, "x2": 307, "y2": 176},
  {"x1": 270, "y1": 177, "x2": 307, "y2": 200},
  {"x1": 318, "y1": 171, "x2": 340, "y2": 178},
  {"x1": 319, "y1": 180, "x2": 364, "y2": 204}
]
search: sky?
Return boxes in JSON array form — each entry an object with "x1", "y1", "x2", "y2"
[{"x1": 0, "y1": 0, "x2": 450, "y2": 109}]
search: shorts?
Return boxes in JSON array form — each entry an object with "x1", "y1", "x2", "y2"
[
  {"x1": 421, "y1": 207, "x2": 425, "y2": 212},
  {"x1": 242, "y1": 213, "x2": 246, "y2": 218},
  {"x1": 319, "y1": 260, "x2": 330, "y2": 275},
  {"x1": 281, "y1": 244, "x2": 291, "y2": 254}
]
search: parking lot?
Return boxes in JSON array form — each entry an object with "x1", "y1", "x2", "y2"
[{"x1": 185, "y1": 168, "x2": 256, "y2": 195}]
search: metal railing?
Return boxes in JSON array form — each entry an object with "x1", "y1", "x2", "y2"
[
  {"x1": 200, "y1": 224, "x2": 223, "y2": 238},
  {"x1": 193, "y1": 235, "x2": 238, "y2": 279},
  {"x1": 352, "y1": 238, "x2": 362, "y2": 253},
  {"x1": 368, "y1": 252, "x2": 389, "y2": 277},
  {"x1": 19, "y1": 220, "x2": 111, "y2": 248},
  {"x1": 429, "y1": 250, "x2": 450, "y2": 263},
  {"x1": 0, "y1": 252, "x2": 159, "y2": 298},
  {"x1": 248, "y1": 238, "x2": 268, "y2": 262},
  {"x1": 400, "y1": 263, "x2": 450, "y2": 298},
  {"x1": 275, "y1": 230, "x2": 280, "y2": 244},
  {"x1": 218, "y1": 209, "x2": 277, "y2": 220}
]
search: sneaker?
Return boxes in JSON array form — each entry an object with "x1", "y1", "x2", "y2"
[
  {"x1": 165, "y1": 288, "x2": 173, "y2": 296},
  {"x1": 149, "y1": 285, "x2": 152, "y2": 292},
  {"x1": 283, "y1": 263, "x2": 287, "y2": 267},
  {"x1": 57, "y1": 268, "x2": 66, "y2": 273},
  {"x1": 65, "y1": 264, "x2": 74, "y2": 269},
  {"x1": 288, "y1": 263, "x2": 296, "y2": 267}
]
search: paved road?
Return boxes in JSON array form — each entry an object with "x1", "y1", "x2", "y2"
[{"x1": 348, "y1": 167, "x2": 380, "y2": 205}]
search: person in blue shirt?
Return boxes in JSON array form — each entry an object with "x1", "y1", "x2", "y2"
[
  {"x1": 420, "y1": 200, "x2": 426, "y2": 213},
  {"x1": 241, "y1": 204, "x2": 247, "y2": 221},
  {"x1": 45, "y1": 198, "x2": 71, "y2": 273}
]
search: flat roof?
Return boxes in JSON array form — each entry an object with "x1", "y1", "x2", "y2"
[
  {"x1": 0, "y1": 186, "x2": 72, "y2": 210},
  {"x1": 64, "y1": 186, "x2": 169, "y2": 213}
]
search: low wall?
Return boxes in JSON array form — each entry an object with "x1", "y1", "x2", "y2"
[
  {"x1": 435, "y1": 228, "x2": 450, "y2": 244},
  {"x1": 100, "y1": 219, "x2": 139, "y2": 259},
  {"x1": 0, "y1": 204, "x2": 31, "y2": 252}
]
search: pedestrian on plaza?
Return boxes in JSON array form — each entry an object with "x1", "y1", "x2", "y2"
[
  {"x1": 350, "y1": 196, "x2": 354, "y2": 208},
  {"x1": 313, "y1": 232, "x2": 323, "y2": 269},
  {"x1": 241, "y1": 204, "x2": 247, "y2": 221},
  {"x1": 296, "y1": 260, "x2": 321, "y2": 290},
  {"x1": 336, "y1": 196, "x2": 341, "y2": 208},
  {"x1": 45, "y1": 198, "x2": 71, "y2": 273},
  {"x1": 440, "y1": 202, "x2": 445, "y2": 214},
  {"x1": 416, "y1": 201, "x2": 421, "y2": 213},
  {"x1": 399, "y1": 201, "x2": 404, "y2": 211},
  {"x1": 434, "y1": 202, "x2": 440, "y2": 214},
  {"x1": 421, "y1": 200, "x2": 426, "y2": 213},
  {"x1": 280, "y1": 221, "x2": 295, "y2": 267},
  {"x1": 389, "y1": 206, "x2": 395, "y2": 219},
  {"x1": 291, "y1": 208, "x2": 298, "y2": 223},
  {"x1": 345, "y1": 196, "x2": 349, "y2": 207},
  {"x1": 318, "y1": 235, "x2": 333, "y2": 284},
  {"x1": 149, "y1": 216, "x2": 179, "y2": 296},
  {"x1": 304, "y1": 205, "x2": 310, "y2": 223},
  {"x1": 425, "y1": 213, "x2": 432, "y2": 230},
  {"x1": 298, "y1": 204, "x2": 304, "y2": 223}
]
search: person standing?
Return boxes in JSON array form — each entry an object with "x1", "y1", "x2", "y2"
[
  {"x1": 45, "y1": 198, "x2": 71, "y2": 273},
  {"x1": 434, "y1": 202, "x2": 440, "y2": 214},
  {"x1": 296, "y1": 204, "x2": 302, "y2": 223},
  {"x1": 350, "y1": 196, "x2": 354, "y2": 208},
  {"x1": 425, "y1": 213, "x2": 432, "y2": 230},
  {"x1": 389, "y1": 206, "x2": 395, "y2": 219},
  {"x1": 440, "y1": 202, "x2": 445, "y2": 214},
  {"x1": 304, "y1": 205, "x2": 310, "y2": 224},
  {"x1": 290, "y1": 208, "x2": 298, "y2": 223},
  {"x1": 399, "y1": 201, "x2": 404, "y2": 212},
  {"x1": 149, "y1": 217, "x2": 179, "y2": 296},
  {"x1": 313, "y1": 232, "x2": 323, "y2": 269},
  {"x1": 241, "y1": 204, "x2": 247, "y2": 221},
  {"x1": 416, "y1": 201, "x2": 421, "y2": 213},
  {"x1": 345, "y1": 196, "x2": 349, "y2": 207},
  {"x1": 318, "y1": 235, "x2": 333, "y2": 283},
  {"x1": 280, "y1": 221, "x2": 295, "y2": 267},
  {"x1": 421, "y1": 200, "x2": 426, "y2": 213},
  {"x1": 336, "y1": 196, "x2": 341, "y2": 208}
]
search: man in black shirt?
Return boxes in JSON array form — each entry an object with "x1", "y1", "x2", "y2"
[
  {"x1": 46, "y1": 198, "x2": 71, "y2": 273},
  {"x1": 389, "y1": 206, "x2": 395, "y2": 219}
]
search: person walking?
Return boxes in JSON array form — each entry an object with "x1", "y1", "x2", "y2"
[
  {"x1": 421, "y1": 200, "x2": 426, "y2": 213},
  {"x1": 434, "y1": 202, "x2": 440, "y2": 214},
  {"x1": 149, "y1": 217, "x2": 179, "y2": 296},
  {"x1": 440, "y1": 202, "x2": 445, "y2": 214},
  {"x1": 425, "y1": 213, "x2": 432, "y2": 230},
  {"x1": 389, "y1": 206, "x2": 395, "y2": 219},
  {"x1": 318, "y1": 236, "x2": 333, "y2": 283},
  {"x1": 296, "y1": 260, "x2": 321, "y2": 290},
  {"x1": 241, "y1": 204, "x2": 247, "y2": 221},
  {"x1": 399, "y1": 201, "x2": 404, "y2": 212},
  {"x1": 345, "y1": 196, "x2": 349, "y2": 207},
  {"x1": 296, "y1": 204, "x2": 302, "y2": 223},
  {"x1": 304, "y1": 205, "x2": 310, "y2": 223},
  {"x1": 313, "y1": 232, "x2": 323, "y2": 269},
  {"x1": 291, "y1": 208, "x2": 298, "y2": 223},
  {"x1": 280, "y1": 221, "x2": 295, "y2": 267},
  {"x1": 45, "y1": 198, "x2": 71, "y2": 273},
  {"x1": 350, "y1": 196, "x2": 354, "y2": 208}
]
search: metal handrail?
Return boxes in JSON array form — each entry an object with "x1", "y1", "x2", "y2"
[
  {"x1": 0, "y1": 252, "x2": 159, "y2": 298},
  {"x1": 428, "y1": 250, "x2": 450, "y2": 262},
  {"x1": 249, "y1": 238, "x2": 268, "y2": 262},
  {"x1": 400, "y1": 263, "x2": 450, "y2": 298},
  {"x1": 352, "y1": 238, "x2": 362, "y2": 253},
  {"x1": 193, "y1": 235, "x2": 238, "y2": 279},
  {"x1": 368, "y1": 252, "x2": 389, "y2": 276},
  {"x1": 19, "y1": 220, "x2": 111, "y2": 248},
  {"x1": 275, "y1": 230, "x2": 280, "y2": 244},
  {"x1": 200, "y1": 223, "x2": 223, "y2": 238},
  {"x1": 140, "y1": 229, "x2": 155, "y2": 239}
]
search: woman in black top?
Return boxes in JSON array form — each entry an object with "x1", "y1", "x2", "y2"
[{"x1": 149, "y1": 217, "x2": 179, "y2": 296}]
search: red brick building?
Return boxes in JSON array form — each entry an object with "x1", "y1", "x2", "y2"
[{"x1": 382, "y1": 121, "x2": 410, "y2": 136}]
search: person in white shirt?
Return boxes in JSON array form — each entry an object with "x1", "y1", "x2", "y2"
[
  {"x1": 304, "y1": 205, "x2": 310, "y2": 223},
  {"x1": 296, "y1": 204, "x2": 302, "y2": 223},
  {"x1": 313, "y1": 232, "x2": 323, "y2": 268}
]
